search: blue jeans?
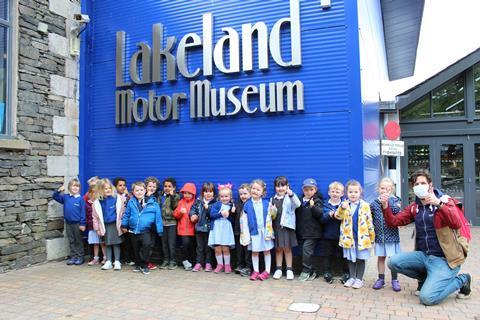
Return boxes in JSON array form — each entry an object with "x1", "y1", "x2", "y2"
[{"x1": 388, "y1": 251, "x2": 467, "y2": 305}]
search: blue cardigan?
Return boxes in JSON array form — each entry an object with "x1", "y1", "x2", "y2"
[
  {"x1": 121, "y1": 197, "x2": 163, "y2": 235},
  {"x1": 209, "y1": 201, "x2": 234, "y2": 230},
  {"x1": 243, "y1": 198, "x2": 269, "y2": 236},
  {"x1": 53, "y1": 191, "x2": 86, "y2": 226},
  {"x1": 320, "y1": 199, "x2": 341, "y2": 240}
]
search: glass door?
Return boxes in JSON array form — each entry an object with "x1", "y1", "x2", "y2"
[{"x1": 402, "y1": 139, "x2": 434, "y2": 203}]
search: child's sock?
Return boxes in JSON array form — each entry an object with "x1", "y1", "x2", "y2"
[
  {"x1": 224, "y1": 254, "x2": 231, "y2": 265},
  {"x1": 379, "y1": 273, "x2": 385, "y2": 280},
  {"x1": 264, "y1": 254, "x2": 271, "y2": 273},
  {"x1": 348, "y1": 261, "x2": 356, "y2": 279},
  {"x1": 93, "y1": 256, "x2": 99, "y2": 261},
  {"x1": 216, "y1": 255, "x2": 223, "y2": 266},
  {"x1": 391, "y1": 270, "x2": 398, "y2": 281},
  {"x1": 252, "y1": 254, "x2": 260, "y2": 272}
]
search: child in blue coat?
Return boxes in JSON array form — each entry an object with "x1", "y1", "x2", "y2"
[
  {"x1": 53, "y1": 178, "x2": 86, "y2": 265},
  {"x1": 121, "y1": 181, "x2": 163, "y2": 274}
]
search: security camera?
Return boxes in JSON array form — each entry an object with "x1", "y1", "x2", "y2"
[{"x1": 73, "y1": 14, "x2": 90, "y2": 23}]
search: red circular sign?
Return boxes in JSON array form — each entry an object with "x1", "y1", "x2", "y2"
[{"x1": 384, "y1": 121, "x2": 401, "y2": 140}]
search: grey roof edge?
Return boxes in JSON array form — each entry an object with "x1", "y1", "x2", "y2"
[
  {"x1": 396, "y1": 47, "x2": 480, "y2": 109},
  {"x1": 381, "y1": 0, "x2": 425, "y2": 81}
]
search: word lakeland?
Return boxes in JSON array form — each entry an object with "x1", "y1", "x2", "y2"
[{"x1": 115, "y1": 0, "x2": 305, "y2": 125}]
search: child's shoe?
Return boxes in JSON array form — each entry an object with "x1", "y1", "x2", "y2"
[
  {"x1": 204, "y1": 263, "x2": 213, "y2": 272},
  {"x1": 307, "y1": 272, "x2": 317, "y2": 281},
  {"x1": 323, "y1": 272, "x2": 333, "y2": 284},
  {"x1": 214, "y1": 264, "x2": 224, "y2": 273},
  {"x1": 372, "y1": 278, "x2": 385, "y2": 290},
  {"x1": 88, "y1": 258, "x2": 99, "y2": 266},
  {"x1": 340, "y1": 273, "x2": 350, "y2": 284},
  {"x1": 142, "y1": 267, "x2": 150, "y2": 275},
  {"x1": 192, "y1": 263, "x2": 202, "y2": 272},
  {"x1": 224, "y1": 264, "x2": 232, "y2": 274},
  {"x1": 234, "y1": 265, "x2": 243, "y2": 274},
  {"x1": 250, "y1": 271, "x2": 260, "y2": 281},
  {"x1": 258, "y1": 271, "x2": 270, "y2": 281},
  {"x1": 132, "y1": 266, "x2": 141, "y2": 272},
  {"x1": 286, "y1": 269, "x2": 294, "y2": 280},
  {"x1": 272, "y1": 269, "x2": 283, "y2": 280},
  {"x1": 159, "y1": 261, "x2": 169, "y2": 269},
  {"x1": 74, "y1": 257, "x2": 84, "y2": 265},
  {"x1": 240, "y1": 268, "x2": 251, "y2": 277},
  {"x1": 66, "y1": 258, "x2": 76, "y2": 265},
  {"x1": 343, "y1": 277, "x2": 355, "y2": 287},
  {"x1": 298, "y1": 272, "x2": 310, "y2": 281},
  {"x1": 114, "y1": 261, "x2": 121, "y2": 270},
  {"x1": 101, "y1": 260, "x2": 113, "y2": 270},
  {"x1": 168, "y1": 260, "x2": 177, "y2": 270},
  {"x1": 182, "y1": 260, "x2": 193, "y2": 271},
  {"x1": 352, "y1": 279, "x2": 364, "y2": 289},
  {"x1": 391, "y1": 280, "x2": 401, "y2": 292},
  {"x1": 147, "y1": 262, "x2": 157, "y2": 270},
  {"x1": 126, "y1": 261, "x2": 135, "y2": 266},
  {"x1": 100, "y1": 259, "x2": 106, "y2": 265}
]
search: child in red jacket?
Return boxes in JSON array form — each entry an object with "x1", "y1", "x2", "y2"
[{"x1": 173, "y1": 182, "x2": 197, "y2": 271}]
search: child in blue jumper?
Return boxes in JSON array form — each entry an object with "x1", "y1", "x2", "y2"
[
  {"x1": 121, "y1": 181, "x2": 163, "y2": 275},
  {"x1": 53, "y1": 178, "x2": 86, "y2": 265},
  {"x1": 320, "y1": 181, "x2": 349, "y2": 283}
]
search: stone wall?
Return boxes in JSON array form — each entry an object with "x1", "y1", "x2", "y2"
[{"x1": 0, "y1": 0, "x2": 81, "y2": 272}]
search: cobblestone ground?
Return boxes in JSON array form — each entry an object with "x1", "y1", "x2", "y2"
[{"x1": 1, "y1": 226, "x2": 478, "y2": 320}]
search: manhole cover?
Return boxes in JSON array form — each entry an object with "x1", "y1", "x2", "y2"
[{"x1": 288, "y1": 303, "x2": 320, "y2": 313}]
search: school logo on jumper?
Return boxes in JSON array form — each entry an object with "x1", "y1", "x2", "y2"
[{"x1": 115, "y1": 0, "x2": 305, "y2": 125}]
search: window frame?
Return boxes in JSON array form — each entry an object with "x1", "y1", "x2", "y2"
[{"x1": 0, "y1": 0, "x2": 15, "y2": 139}]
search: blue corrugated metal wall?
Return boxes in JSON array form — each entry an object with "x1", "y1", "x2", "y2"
[{"x1": 81, "y1": 0, "x2": 366, "y2": 196}]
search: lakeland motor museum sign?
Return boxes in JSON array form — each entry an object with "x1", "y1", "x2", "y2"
[{"x1": 115, "y1": 0, "x2": 305, "y2": 125}]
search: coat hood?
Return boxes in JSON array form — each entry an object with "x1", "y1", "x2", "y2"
[{"x1": 180, "y1": 183, "x2": 197, "y2": 198}]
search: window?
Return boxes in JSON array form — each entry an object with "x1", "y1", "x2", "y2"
[
  {"x1": 432, "y1": 76, "x2": 465, "y2": 118},
  {"x1": 0, "y1": 0, "x2": 10, "y2": 136},
  {"x1": 474, "y1": 65, "x2": 480, "y2": 116},
  {"x1": 400, "y1": 95, "x2": 430, "y2": 121}
]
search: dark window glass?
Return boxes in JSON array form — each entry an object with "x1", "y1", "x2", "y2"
[
  {"x1": 407, "y1": 145, "x2": 430, "y2": 202},
  {"x1": 431, "y1": 76, "x2": 465, "y2": 118},
  {"x1": 440, "y1": 144, "x2": 464, "y2": 203},
  {"x1": 400, "y1": 95, "x2": 430, "y2": 121},
  {"x1": 474, "y1": 65, "x2": 480, "y2": 116}
]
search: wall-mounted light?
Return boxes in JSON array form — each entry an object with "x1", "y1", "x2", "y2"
[
  {"x1": 69, "y1": 14, "x2": 90, "y2": 56},
  {"x1": 320, "y1": 0, "x2": 331, "y2": 9}
]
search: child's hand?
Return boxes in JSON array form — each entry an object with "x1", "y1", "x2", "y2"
[
  {"x1": 379, "y1": 193, "x2": 389, "y2": 209},
  {"x1": 190, "y1": 214, "x2": 199, "y2": 223},
  {"x1": 79, "y1": 226, "x2": 85, "y2": 232},
  {"x1": 58, "y1": 186, "x2": 65, "y2": 192},
  {"x1": 121, "y1": 228, "x2": 128, "y2": 233},
  {"x1": 180, "y1": 207, "x2": 187, "y2": 214},
  {"x1": 231, "y1": 205, "x2": 236, "y2": 213},
  {"x1": 341, "y1": 200, "x2": 349, "y2": 209},
  {"x1": 221, "y1": 210, "x2": 229, "y2": 218},
  {"x1": 309, "y1": 199, "x2": 315, "y2": 207},
  {"x1": 329, "y1": 210, "x2": 334, "y2": 217},
  {"x1": 286, "y1": 187, "x2": 293, "y2": 197}
]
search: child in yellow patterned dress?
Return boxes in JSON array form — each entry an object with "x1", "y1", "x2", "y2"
[{"x1": 335, "y1": 180, "x2": 375, "y2": 289}]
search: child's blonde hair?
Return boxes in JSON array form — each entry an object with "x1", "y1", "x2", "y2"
[
  {"x1": 238, "y1": 183, "x2": 251, "y2": 191},
  {"x1": 345, "y1": 179, "x2": 363, "y2": 194},
  {"x1": 67, "y1": 178, "x2": 81, "y2": 194},
  {"x1": 218, "y1": 185, "x2": 233, "y2": 199},
  {"x1": 87, "y1": 176, "x2": 99, "y2": 186},
  {"x1": 250, "y1": 179, "x2": 267, "y2": 197},
  {"x1": 328, "y1": 181, "x2": 344, "y2": 192},
  {"x1": 378, "y1": 177, "x2": 395, "y2": 194},
  {"x1": 131, "y1": 181, "x2": 146, "y2": 191},
  {"x1": 95, "y1": 178, "x2": 116, "y2": 200}
]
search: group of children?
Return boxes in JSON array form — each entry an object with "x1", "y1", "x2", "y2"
[{"x1": 53, "y1": 175, "x2": 403, "y2": 291}]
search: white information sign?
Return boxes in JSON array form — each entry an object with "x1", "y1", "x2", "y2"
[{"x1": 381, "y1": 140, "x2": 404, "y2": 157}]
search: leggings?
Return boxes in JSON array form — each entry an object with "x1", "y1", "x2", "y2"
[
  {"x1": 348, "y1": 259, "x2": 366, "y2": 280},
  {"x1": 106, "y1": 245, "x2": 121, "y2": 262}
]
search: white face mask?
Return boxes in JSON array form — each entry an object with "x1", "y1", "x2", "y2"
[{"x1": 413, "y1": 184, "x2": 429, "y2": 198}]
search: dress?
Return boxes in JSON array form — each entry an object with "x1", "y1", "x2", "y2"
[
  {"x1": 248, "y1": 199, "x2": 274, "y2": 252},
  {"x1": 208, "y1": 203, "x2": 235, "y2": 248},
  {"x1": 272, "y1": 197, "x2": 298, "y2": 248}
]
